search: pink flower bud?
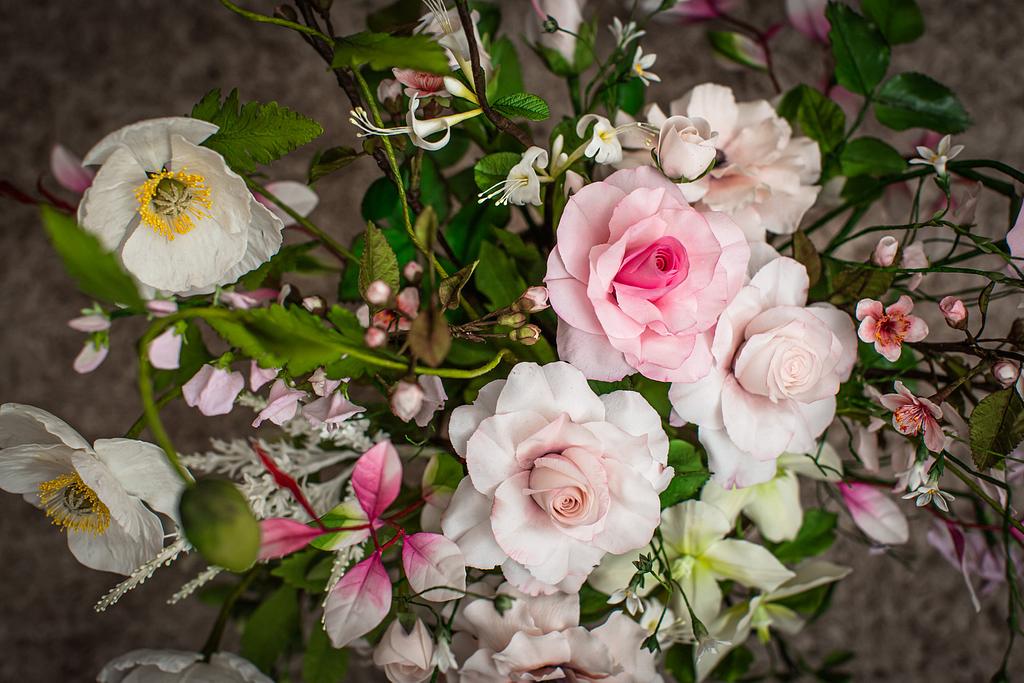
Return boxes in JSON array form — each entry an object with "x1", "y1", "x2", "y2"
[
  {"x1": 397, "y1": 287, "x2": 420, "y2": 318},
  {"x1": 517, "y1": 286, "x2": 549, "y2": 312},
  {"x1": 73, "y1": 341, "x2": 108, "y2": 374},
  {"x1": 148, "y1": 328, "x2": 182, "y2": 370},
  {"x1": 145, "y1": 299, "x2": 178, "y2": 317},
  {"x1": 939, "y1": 296, "x2": 968, "y2": 330},
  {"x1": 872, "y1": 235, "x2": 899, "y2": 267},
  {"x1": 377, "y1": 78, "x2": 403, "y2": 104},
  {"x1": 252, "y1": 380, "x2": 306, "y2": 428},
  {"x1": 993, "y1": 360, "x2": 1020, "y2": 387},
  {"x1": 50, "y1": 144, "x2": 94, "y2": 194},
  {"x1": 365, "y1": 327, "x2": 387, "y2": 348},
  {"x1": 391, "y1": 380, "x2": 425, "y2": 422},
  {"x1": 67, "y1": 314, "x2": 110, "y2": 333},
  {"x1": 183, "y1": 365, "x2": 244, "y2": 416},
  {"x1": 366, "y1": 280, "x2": 393, "y2": 306},
  {"x1": 403, "y1": 261, "x2": 424, "y2": 283}
]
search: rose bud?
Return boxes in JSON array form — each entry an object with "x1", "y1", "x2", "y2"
[
  {"x1": 365, "y1": 280, "x2": 393, "y2": 306},
  {"x1": 654, "y1": 116, "x2": 718, "y2": 182},
  {"x1": 872, "y1": 235, "x2": 899, "y2": 267},
  {"x1": 939, "y1": 296, "x2": 968, "y2": 330},
  {"x1": 516, "y1": 286, "x2": 550, "y2": 313},
  {"x1": 391, "y1": 380, "x2": 426, "y2": 422},
  {"x1": 509, "y1": 324, "x2": 542, "y2": 345},
  {"x1": 365, "y1": 327, "x2": 387, "y2": 348},
  {"x1": 403, "y1": 261, "x2": 424, "y2": 283},
  {"x1": 993, "y1": 360, "x2": 1020, "y2": 387}
]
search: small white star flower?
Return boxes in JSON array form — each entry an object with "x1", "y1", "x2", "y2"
[
  {"x1": 910, "y1": 134, "x2": 964, "y2": 176},
  {"x1": 630, "y1": 46, "x2": 661, "y2": 86},
  {"x1": 610, "y1": 17, "x2": 645, "y2": 48},
  {"x1": 608, "y1": 586, "x2": 644, "y2": 616},
  {"x1": 902, "y1": 475, "x2": 955, "y2": 512}
]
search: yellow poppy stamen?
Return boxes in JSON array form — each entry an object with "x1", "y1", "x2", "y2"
[
  {"x1": 38, "y1": 472, "x2": 111, "y2": 535},
  {"x1": 134, "y1": 168, "x2": 212, "y2": 240}
]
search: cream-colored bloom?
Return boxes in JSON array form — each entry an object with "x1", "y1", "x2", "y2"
[
  {"x1": 910, "y1": 134, "x2": 964, "y2": 176},
  {"x1": 630, "y1": 46, "x2": 661, "y2": 86},
  {"x1": 477, "y1": 147, "x2": 550, "y2": 206}
]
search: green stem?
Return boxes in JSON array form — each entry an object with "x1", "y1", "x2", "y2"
[
  {"x1": 951, "y1": 159, "x2": 1024, "y2": 186},
  {"x1": 125, "y1": 387, "x2": 182, "y2": 439},
  {"x1": 218, "y1": 0, "x2": 331, "y2": 42},
  {"x1": 201, "y1": 567, "x2": 258, "y2": 659},
  {"x1": 944, "y1": 457, "x2": 1024, "y2": 536},
  {"x1": 246, "y1": 178, "x2": 356, "y2": 263}
]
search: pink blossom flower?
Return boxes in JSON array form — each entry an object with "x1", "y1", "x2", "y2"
[
  {"x1": 50, "y1": 144, "x2": 94, "y2": 194},
  {"x1": 856, "y1": 296, "x2": 928, "y2": 362},
  {"x1": 148, "y1": 328, "x2": 182, "y2": 370},
  {"x1": 403, "y1": 261, "x2": 424, "y2": 282},
  {"x1": 391, "y1": 380, "x2": 425, "y2": 422},
  {"x1": 366, "y1": 280, "x2": 393, "y2": 306},
  {"x1": 880, "y1": 381, "x2": 944, "y2": 452},
  {"x1": 397, "y1": 287, "x2": 420, "y2": 320},
  {"x1": 993, "y1": 360, "x2": 1020, "y2": 387},
  {"x1": 249, "y1": 361, "x2": 278, "y2": 392},
  {"x1": 545, "y1": 166, "x2": 749, "y2": 382},
  {"x1": 220, "y1": 288, "x2": 278, "y2": 310},
  {"x1": 73, "y1": 340, "x2": 108, "y2": 374},
  {"x1": 410, "y1": 375, "x2": 446, "y2": 427},
  {"x1": 366, "y1": 327, "x2": 387, "y2": 348},
  {"x1": 786, "y1": 0, "x2": 829, "y2": 43},
  {"x1": 839, "y1": 482, "x2": 909, "y2": 546},
  {"x1": 669, "y1": 257, "x2": 857, "y2": 487},
  {"x1": 393, "y1": 68, "x2": 450, "y2": 98},
  {"x1": 67, "y1": 314, "x2": 110, "y2": 332},
  {"x1": 145, "y1": 299, "x2": 178, "y2": 317},
  {"x1": 939, "y1": 296, "x2": 968, "y2": 330},
  {"x1": 304, "y1": 392, "x2": 365, "y2": 429},
  {"x1": 252, "y1": 380, "x2": 305, "y2": 428},
  {"x1": 183, "y1": 364, "x2": 244, "y2": 416},
  {"x1": 871, "y1": 235, "x2": 899, "y2": 267},
  {"x1": 441, "y1": 362, "x2": 669, "y2": 594},
  {"x1": 308, "y1": 367, "x2": 341, "y2": 397},
  {"x1": 372, "y1": 618, "x2": 435, "y2": 683}
]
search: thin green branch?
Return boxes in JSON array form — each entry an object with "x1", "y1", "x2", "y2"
[
  {"x1": 246, "y1": 178, "x2": 357, "y2": 263},
  {"x1": 218, "y1": 0, "x2": 331, "y2": 42}
]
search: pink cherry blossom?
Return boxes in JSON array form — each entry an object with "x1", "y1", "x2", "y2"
[
  {"x1": 939, "y1": 296, "x2": 968, "y2": 329},
  {"x1": 252, "y1": 380, "x2": 305, "y2": 428},
  {"x1": 880, "y1": 381, "x2": 944, "y2": 452},
  {"x1": 258, "y1": 518, "x2": 324, "y2": 561},
  {"x1": 402, "y1": 532, "x2": 467, "y2": 602},
  {"x1": 366, "y1": 280, "x2": 393, "y2": 306},
  {"x1": 323, "y1": 551, "x2": 392, "y2": 648},
  {"x1": 50, "y1": 144, "x2": 94, "y2": 194},
  {"x1": 441, "y1": 362, "x2": 669, "y2": 594},
  {"x1": 148, "y1": 328, "x2": 182, "y2": 370},
  {"x1": 669, "y1": 257, "x2": 857, "y2": 487},
  {"x1": 352, "y1": 440, "x2": 402, "y2": 522},
  {"x1": 68, "y1": 314, "x2": 110, "y2": 332},
  {"x1": 545, "y1": 166, "x2": 750, "y2": 382},
  {"x1": 304, "y1": 392, "x2": 366, "y2": 429},
  {"x1": 145, "y1": 299, "x2": 178, "y2": 317},
  {"x1": 786, "y1": 0, "x2": 829, "y2": 43},
  {"x1": 249, "y1": 361, "x2": 278, "y2": 392},
  {"x1": 372, "y1": 619, "x2": 436, "y2": 683},
  {"x1": 183, "y1": 365, "x2": 244, "y2": 416},
  {"x1": 856, "y1": 296, "x2": 928, "y2": 362},
  {"x1": 392, "y1": 68, "x2": 450, "y2": 98},
  {"x1": 73, "y1": 341, "x2": 108, "y2": 374},
  {"x1": 839, "y1": 482, "x2": 909, "y2": 546}
]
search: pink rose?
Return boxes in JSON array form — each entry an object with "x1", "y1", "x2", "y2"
[
  {"x1": 372, "y1": 618, "x2": 435, "y2": 683},
  {"x1": 655, "y1": 116, "x2": 718, "y2": 182},
  {"x1": 545, "y1": 166, "x2": 749, "y2": 382},
  {"x1": 441, "y1": 362, "x2": 670, "y2": 595},
  {"x1": 669, "y1": 257, "x2": 857, "y2": 488}
]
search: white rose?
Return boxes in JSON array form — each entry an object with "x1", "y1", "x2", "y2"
[
  {"x1": 655, "y1": 115, "x2": 717, "y2": 182},
  {"x1": 372, "y1": 619, "x2": 435, "y2": 683}
]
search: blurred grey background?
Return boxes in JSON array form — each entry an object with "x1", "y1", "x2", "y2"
[{"x1": 2, "y1": 0, "x2": 1023, "y2": 680}]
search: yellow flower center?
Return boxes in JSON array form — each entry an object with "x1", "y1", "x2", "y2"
[
  {"x1": 134, "y1": 168, "x2": 212, "y2": 240},
  {"x1": 38, "y1": 472, "x2": 111, "y2": 535}
]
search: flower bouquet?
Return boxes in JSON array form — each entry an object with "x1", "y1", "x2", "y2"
[{"x1": 5, "y1": 0, "x2": 1024, "y2": 680}]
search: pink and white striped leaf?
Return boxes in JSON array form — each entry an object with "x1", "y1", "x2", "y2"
[
  {"x1": 401, "y1": 532, "x2": 467, "y2": 602},
  {"x1": 352, "y1": 440, "x2": 402, "y2": 521},
  {"x1": 323, "y1": 551, "x2": 392, "y2": 648},
  {"x1": 258, "y1": 518, "x2": 325, "y2": 560}
]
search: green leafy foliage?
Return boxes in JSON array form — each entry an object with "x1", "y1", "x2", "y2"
[
  {"x1": 474, "y1": 152, "x2": 521, "y2": 192},
  {"x1": 873, "y1": 72, "x2": 971, "y2": 133},
  {"x1": 826, "y1": 3, "x2": 890, "y2": 95},
  {"x1": 309, "y1": 146, "x2": 362, "y2": 184},
  {"x1": 578, "y1": 584, "x2": 612, "y2": 623},
  {"x1": 794, "y1": 85, "x2": 847, "y2": 154},
  {"x1": 840, "y1": 137, "x2": 907, "y2": 177},
  {"x1": 491, "y1": 92, "x2": 551, "y2": 121},
  {"x1": 712, "y1": 645, "x2": 754, "y2": 682},
  {"x1": 660, "y1": 440, "x2": 710, "y2": 509},
  {"x1": 239, "y1": 242, "x2": 328, "y2": 290},
  {"x1": 969, "y1": 388, "x2": 1024, "y2": 469},
  {"x1": 476, "y1": 241, "x2": 527, "y2": 310},
  {"x1": 332, "y1": 32, "x2": 450, "y2": 73},
  {"x1": 241, "y1": 585, "x2": 300, "y2": 673},
  {"x1": 179, "y1": 478, "x2": 259, "y2": 573},
  {"x1": 40, "y1": 206, "x2": 143, "y2": 310},
  {"x1": 664, "y1": 644, "x2": 696, "y2": 683},
  {"x1": 769, "y1": 509, "x2": 838, "y2": 563},
  {"x1": 359, "y1": 223, "x2": 401, "y2": 303},
  {"x1": 828, "y1": 263, "x2": 894, "y2": 305},
  {"x1": 422, "y1": 452, "x2": 465, "y2": 502},
  {"x1": 304, "y1": 622, "x2": 350, "y2": 683},
  {"x1": 272, "y1": 548, "x2": 333, "y2": 593},
  {"x1": 489, "y1": 37, "x2": 525, "y2": 100},
  {"x1": 861, "y1": 0, "x2": 925, "y2": 45},
  {"x1": 191, "y1": 89, "x2": 322, "y2": 174}
]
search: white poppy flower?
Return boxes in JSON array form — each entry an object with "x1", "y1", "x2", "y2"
[
  {"x1": 77, "y1": 117, "x2": 284, "y2": 296},
  {"x1": 98, "y1": 649, "x2": 271, "y2": 683},
  {"x1": 0, "y1": 404, "x2": 185, "y2": 575}
]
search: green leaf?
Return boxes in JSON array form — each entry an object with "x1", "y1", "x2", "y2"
[
  {"x1": 241, "y1": 585, "x2": 300, "y2": 673},
  {"x1": 40, "y1": 206, "x2": 143, "y2": 310},
  {"x1": 873, "y1": 72, "x2": 971, "y2": 133},
  {"x1": 707, "y1": 30, "x2": 766, "y2": 70},
  {"x1": 475, "y1": 241, "x2": 527, "y2": 310},
  {"x1": 826, "y1": 3, "x2": 890, "y2": 95},
  {"x1": 491, "y1": 92, "x2": 551, "y2": 121},
  {"x1": 615, "y1": 77, "x2": 646, "y2": 116},
  {"x1": 828, "y1": 265, "x2": 894, "y2": 305},
  {"x1": 861, "y1": 0, "x2": 924, "y2": 44},
  {"x1": 359, "y1": 222, "x2": 401, "y2": 303},
  {"x1": 439, "y1": 261, "x2": 479, "y2": 310},
  {"x1": 713, "y1": 645, "x2": 754, "y2": 682},
  {"x1": 490, "y1": 37, "x2": 525, "y2": 100},
  {"x1": 579, "y1": 583, "x2": 612, "y2": 622},
  {"x1": 474, "y1": 152, "x2": 521, "y2": 191},
  {"x1": 179, "y1": 479, "x2": 259, "y2": 573},
  {"x1": 769, "y1": 509, "x2": 837, "y2": 563},
  {"x1": 304, "y1": 622, "x2": 350, "y2": 683},
  {"x1": 408, "y1": 306, "x2": 451, "y2": 367},
  {"x1": 311, "y1": 501, "x2": 370, "y2": 552},
  {"x1": 840, "y1": 137, "x2": 907, "y2": 177},
  {"x1": 271, "y1": 548, "x2": 332, "y2": 593},
  {"x1": 793, "y1": 230, "x2": 823, "y2": 287},
  {"x1": 422, "y1": 452, "x2": 465, "y2": 504},
  {"x1": 664, "y1": 644, "x2": 696, "y2": 683},
  {"x1": 660, "y1": 440, "x2": 710, "y2": 509},
  {"x1": 332, "y1": 32, "x2": 450, "y2": 73},
  {"x1": 366, "y1": 0, "x2": 423, "y2": 33},
  {"x1": 969, "y1": 388, "x2": 1024, "y2": 469},
  {"x1": 309, "y1": 146, "x2": 361, "y2": 184},
  {"x1": 191, "y1": 89, "x2": 322, "y2": 175},
  {"x1": 795, "y1": 85, "x2": 847, "y2": 154},
  {"x1": 208, "y1": 304, "x2": 356, "y2": 375}
]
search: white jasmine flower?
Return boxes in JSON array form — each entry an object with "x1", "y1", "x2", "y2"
[
  {"x1": 608, "y1": 586, "x2": 644, "y2": 615},
  {"x1": 77, "y1": 118, "x2": 284, "y2": 296},
  {"x1": 631, "y1": 46, "x2": 661, "y2": 86},
  {"x1": 419, "y1": 0, "x2": 492, "y2": 76},
  {"x1": 903, "y1": 474, "x2": 956, "y2": 512},
  {"x1": 477, "y1": 146, "x2": 550, "y2": 206},
  {"x1": 0, "y1": 404, "x2": 185, "y2": 575},
  {"x1": 610, "y1": 17, "x2": 645, "y2": 47},
  {"x1": 910, "y1": 134, "x2": 964, "y2": 176},
  {"x1": 576, "y1": 114, "x2": 626, "y2": 164},
  {"x1": 350, "y1": 94, "x2": 482, "y2": 151}
]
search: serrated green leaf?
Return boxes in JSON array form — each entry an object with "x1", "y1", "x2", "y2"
[
  {"x1": 332, "y1": 32, "x2": 450, "y2": 73},
  {"x1": 491, "y1": 92, "x2": 550, "y2": 121},
  {"x1": 707, "y1": 30, "x2": 767, "y2": 70},
  {"x1": 309, "y1": 146, "x2": 361, "y2": 184},
  {"x1": 660, "y1": 440, "x2": 709, "y2": 509},
  {"x1": 794, "y1": 84, "x2": 847, "y2": 153},
  {"x1": 241, "y1": 585, "x2": 300, "y2": 673},
  {"x1": 191, "y1": 89, "x2": 322, "y2": 174},
  {"x1": 359, "y1": 223, "x2": 400, "y2": 303},
  {"x1": 475, "y1": 241, "x2": 526, "y2": 310},
  {"x1": 304, "y1": 621, "x2": 350, "y2": 683},
  {"x1": 826, "y1": 3, "x2": 890, "y2": 95},
  {"x1": 873, "y1": 72, "x2": 971, "y2": 133},
  {"x1": 474, "y1": 152, "x2": 521, "y2": 191},
  {"x1": 179, "y1": 479, "x2": 259, "y2": 573},
  {"x1": 40, "y1": 206, "x2": 144, "y2": 310},
  {"x1": 840, "y1": 137, "x2": 907, "y2": 176},
  {"x1": 769, "y1": 509, "x2": 837, "y2": 563},
  {"x1": 969, "y1": 388, "x2": 1024, "y2": 469},
  {"x1": 861, "y1": 0, "x2": 924, "y2": 44}
]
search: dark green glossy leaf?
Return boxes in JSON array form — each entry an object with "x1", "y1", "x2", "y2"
[{"x1": 873, "y1": 72, "x2": 970, "y2": 133}]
